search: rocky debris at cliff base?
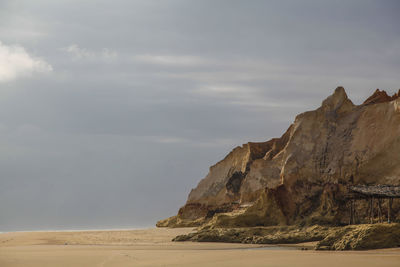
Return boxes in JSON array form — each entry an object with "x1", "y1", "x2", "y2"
[
  {"x1": 157, "y1": 204, "x2": 249, "y2": 228},
  {"x1": 173, "y1": 223, "x2": 400, "y2": 251},
  {"x1": 173, "y1": 224, "x2": 326, "y2": 244},
  {"x1": 316, "y1": 223, "x2": 400, "y2": 250},
  {"x1": 156, "y1": 215, "x2": 206, "y2": 228}
]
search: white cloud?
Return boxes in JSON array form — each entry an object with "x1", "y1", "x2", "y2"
[
  {"x1": 62, "y1": 44, "x2": 117, "y2": 61},
  {"x1": 134, "y1": 54, "x2": 210, "y2": 66},
  {"x1": 136, "y1": 135, "x2": 189, "y2": 144},
  {"x1": 136, "y1": 135, "x2": 239, "y2": 147},
  {"x1": 63, "y1": 44, "x2": 92, "y2": 59},
  {"x1": 0, "y1": 41, "x2": 53, "y2": 82},
  {"x1": 194, "y1": 84, "x2": 257, "y2": 96},
  {"x1": 154, "y1": 136, "x2": 188, "y2": 144},
  {"x1": 192, "y1": 83, "x2": 307, "y2": 111}
]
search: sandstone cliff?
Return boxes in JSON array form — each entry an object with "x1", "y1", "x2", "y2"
[{"x1": 158, "y1": 87, "x2": 400, "y2": 227}]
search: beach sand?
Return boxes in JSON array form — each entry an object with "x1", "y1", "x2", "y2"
[{"x1": 0, "y1": 227, "x2": 399, "y2": 267}]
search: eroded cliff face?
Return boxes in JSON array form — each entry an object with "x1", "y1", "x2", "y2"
[{"x1": 157, "y1": 87, "x2": 400, "y2": 227}]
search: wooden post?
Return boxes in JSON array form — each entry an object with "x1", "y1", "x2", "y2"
[
  {"x1": 354, "y1": 199, "x2": 358, "y2": 224},
  {"x1": 388, "y1": 198, "x2": 393, "y2": 223},
  {"x1": 370, "y1": 197, "x2": 374, "y2": 224},
  {"x1": 349, "y1": 201, "x2": 351, "y2": 225},
  {"x1": 349, "y1": 200, "x2": 353, "y2": 225},
  {"x1": 378, "y1": 199, "x2": 382, "y2": 223}
]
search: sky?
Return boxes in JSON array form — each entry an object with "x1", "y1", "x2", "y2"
[{"x1": 0, "y1": 0, "x2": 399, "y2": 231}]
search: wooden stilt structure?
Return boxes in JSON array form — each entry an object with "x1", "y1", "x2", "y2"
[{"x1": 348, "y1": 185, "x2": 400, "y2": 224}]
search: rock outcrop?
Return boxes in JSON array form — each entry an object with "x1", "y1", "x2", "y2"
[
  {"x1": 173, "y1": 223, "x2": 400, "y2": 251},
  {"x1": 157, "y1": 87, "x2": 400, "y2": 228},
  {"x1": 363, "y1": 89, "x2": 400, "y2": 105}
]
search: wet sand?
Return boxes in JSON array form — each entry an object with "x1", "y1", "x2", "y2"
[{"x1": 0, "y1": 227, "x2": 399, "y2": 266}]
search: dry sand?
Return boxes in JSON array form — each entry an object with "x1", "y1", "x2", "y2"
[{"x1": 0, "y1": 227, "x2": 399, "y2": 267}]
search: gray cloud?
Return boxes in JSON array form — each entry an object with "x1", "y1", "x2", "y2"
[{"x1": 0, "y1": 0, "x2": 399, "y2": 231}]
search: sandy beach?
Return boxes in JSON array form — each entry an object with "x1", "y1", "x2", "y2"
[{"x1": 0, "y1": 228, "x2": 399, "y2": 267}]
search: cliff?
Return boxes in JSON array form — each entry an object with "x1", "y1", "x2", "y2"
[{"x1": 157, "y1": 87, "x2": 400, "y2": 228}]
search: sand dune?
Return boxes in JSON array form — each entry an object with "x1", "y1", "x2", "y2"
[{"x1": 0, "y1": 228, "x2": 399, "y2": 266}]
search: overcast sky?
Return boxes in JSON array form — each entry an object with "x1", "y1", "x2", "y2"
[{"x1": 0, "y1": 0, "x2": 399, "y2": 231}]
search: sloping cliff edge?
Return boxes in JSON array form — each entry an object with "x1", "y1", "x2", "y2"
[{"x1": 157, "y1": 87, "x2": 400, "y2": 232}]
